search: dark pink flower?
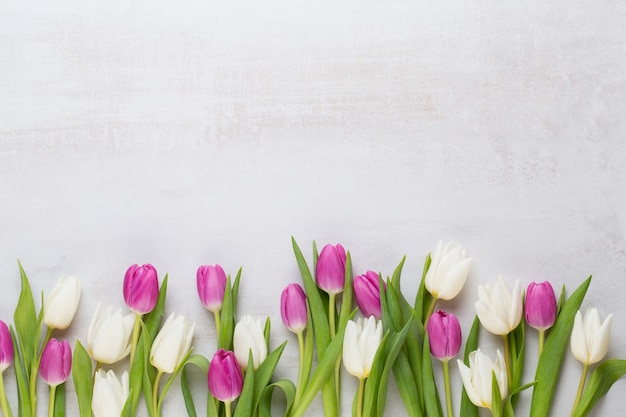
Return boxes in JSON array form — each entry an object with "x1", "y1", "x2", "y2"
[
  {"x1": 353, "y1": 271, "x2": 385, "y2": 319},
  {"x1": 123, "y1": 264, "x2": 159, "y2": 314},
  {"x1": 0, "y1": 321, "x2": 13, "y2": 372},
  {"x1": 281, "y1": 283, "x2": 308, "y2": 333},
  {"x1": 426, "y1": 310, "x2": 462, "y2": 361},
  {"x1": 39, "y1": 338, "x2": 72, "y2": 386},
  {"x1": 208, "y1": 349, "x2": 243, "y2": 403},
  {"x1": 525, "y1": 281, "x2": 557, "y2": 331},
  {"x1": 315, "y1": 244, "x2": 346, "y2": 295},
  {"x1": 197, "y1": 265, "x2": 227, "y2": 313}
]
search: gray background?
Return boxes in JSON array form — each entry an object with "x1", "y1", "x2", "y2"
[{"x1": 1, "y1": 1, "x2": 625, "y2": 416}]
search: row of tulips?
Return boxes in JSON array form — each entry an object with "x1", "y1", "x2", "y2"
[{"x1": 0, "y1": 239, "x2": 624, "y2": 417}]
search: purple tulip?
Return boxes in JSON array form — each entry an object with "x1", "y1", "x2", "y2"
[
  {"x1": 281, "y1": 283, "x2": 308, "y2": 333},
  {"x1": 426, "y1": 310, "x2": 462, "y2": 361},
  {"x1": 208, "y1": 349, "x2": 243, "y2": 404},
  {"x1": 197, "y1": 264, "x2": 227, "y2": 313},
  {"x1": 39, "y1": 338, "x2": 72, "y2": 386},
  {"x1": 353, "y1": 271, "x2": 385, "y2": 319},
  {"x1": 315, "y1": 243, "x2": 346, "y2": 295},
  {"x1": 525, "y1": 281, "x2": 557, "y2": 331},
  {"x1": 0, "y1": 321, "x2": 13, "y2": 373},
  {"x1": 123, "y1": 264, "x2": 159, "y2": 314}
]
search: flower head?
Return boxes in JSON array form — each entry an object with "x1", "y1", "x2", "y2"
[
  {"x1": 281, "y1": 283, "x2": 308, "y2": 334},
  {"x1": 92, "y1": 369, "x2": 129, "y2": 417},
  {"x1": 342, "y1": 316, "x2": 383, "y2": 379},
  {"x1": 426, "y1": 310, "x2": 462, "y2": 361},
  {"x1": 570, "y1": 308, "x2": 613, "y2": 365},
  {"x1": 87, "y1": 303, "x2": 135, "y2": 364},
  {"x1": 208, "y1": 349, "x2": 244, "y2": 403},
  {"x1": 150, "y1": 313, "x2": 195, "y2": 374},
  {"x1": 0, "y1": 320, "x2": 13, "y2": 373},
  {"x1": 315, "y1": 243, "x2": 346, "y2": 295},
  {"x1": 123, "y1": 264, "x2": 159, "y2": 314},
  {"x1": 233, "y1": 315, "x2": 267, "y2": 371},
  {"x1": 525, "y1": 281, "x2": 557, "y2": 331},
  {"x1": 40, "y1": 338, "x2": 72, "y2": 387},
  {"x1": 44, "y1": 275, "x2": 81, "y2": 330},
  {"x1": 475, "y1": 277, "x2": 523, "y2": 335},
  {"x1": 457, "y1": 349, "x2": 508, "y2": 410},
  {"x1": 197, "y1": 264, "x2": 227, "y2": 313},
  {"x1": 424, "y1": 241, "x2": 472, "y2": 300},
  {"x1": 353, "y1": 271, "x2": 385, "y2": 319}
]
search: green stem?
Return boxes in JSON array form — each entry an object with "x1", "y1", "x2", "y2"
[
  {"x1": 570, "y1": 363, "x2": 589, "y2": 416},
  {"x1": 538, "y1": 329, "x2": 545, "y2": 357},
  {"x1": 502, "y1": 335, "x2": 512, "y2": 390},
  {"x1": 328, "y1": 293, "x2": 337, "y2": 338},
  {"x1": 213, "y1": 310, "x2": 222, "y2": 341},
  {"x1": 425, "y1": 296, "x2": 438, "y2": 325},
  {"x1": 47, "y1": 385, "x2": 56, "y2": 417},
  {"x1": 30, "y1": 328, "x2": 53, "y2": 417},
  {"x1": 130, "y1": 313, "x2": 142, "y2": 365},
  {"x1": 153, "y1": 371, "x2": 163, "y2": 417},
  {"x1": 294, "y1": 331, "x2": 306, "y2": 405},
  {"x1": 357, "y1": 378, "x2": 365, "y2": 417},
  {"x1": 224, "y1": 401, "x2": 232, "y2": 417},
  {"x1": 442, "y1": 360, "x2": 454, "y2": 417},
  {"x1": 0, "y1": 372, "x2": 12, "y2": 417}
]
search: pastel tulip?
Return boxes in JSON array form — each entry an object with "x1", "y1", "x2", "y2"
[
  {"x1": 525, "y1": 281, "x2": 557, "y2": 331},
  {"x1": 39, "y1": 338, "x2": 72, "y2": 387},
  {"x1": 281, "y1": 283, "x2": 308, "y2": 334},
  {"x1": 353, "y1": 271, "x2": 385, "y2": 319},
  {"x1": 43, "y1": 275, "x2": 81, "y2": 330},
  {"x1": 92, "y1": 369, "x2": 129, "y2": 417},
  {"x1": 208, "y1": 349, "x2": 244, "y2": 403},
  {"x1": 426, "y1": 310, "x2": 462, "y2": 361},
  {"x1": 342, "y1": 316, "x2": 383, "y2": 379},
  {"x1": 570, "y1": 308, "x2": 613, "y2": 365},
  {"x1": 197, "y1": 264, "x2": 227, "y2": 313},
  {"x1": 315, "y1": 243, "x2": 346, "y2": 295},
  {"x1": 0, "y1": 321, "x2": 13, "y2": 372},
  {"x1": 87, "y1": 303, "x2": 135, "y2": 364},
  {"x1": 233, "y1": 315, "x2": 267, "y2": 371},
  {"x1": 475, "y1": 277, "x2": 523, "y2": 335},
  {"x1": 424, "y1": 241, "x2": 472, "y2": 301},
  {"x1": 123, "y1": 263, "x2": 159, "y2": 314},
  {"x1": 150, "y1": 313, "x2": 195, "y2": 374},
  {"x1": 457, "y1": 349, "x2": 508, "y2": 410}
]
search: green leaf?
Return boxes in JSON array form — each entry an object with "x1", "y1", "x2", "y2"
[
  {"x1": 252, "y1": 342, "x2": 287, "y2": 412},
  {"x1": 504, "y1": 381, "x2": 536, "y2": 417},
  {"x1": 529, "y1": 276, "x2": 591, "y2": 417},
  {"x1": 362, "y1": 331, "x2": 392, "y2": 417},
  {"x1": 460, "y1": 316, "x2": 480, "y2": 417},
  {"x1": 219, "y1": 275, "x2": 235, "y2": 350},
  {"x1": 422, "y1": 334, "x2": 443, "y2": 417},
  {"x1": 390, "y1": 255, "x2": 406, "y2": 294},
  {"x1": 233, "y1": 351, "x2": 256, "y2": 417},
  {"x1": 392, "y1": 352, "x2": 423, "y2": 417},
  {"x1": 145, "y1": 274, "x2": 169, "y2": 342},
  {"x1": 232, "y1": 267, "x2": 242, "y2": 313},
  {"x1": 54, "y1": 383, "x2": 66, "y2": 417},
  {"x1": 180, "y1": 354, "x2": 210, "y2": 417},
  {"x1": 383, "y1": 277, "x2": 403, "y2": 332},
  {"x1": 258, "y1": 379, "x2": 296, "y2": 417},
  {"x1": 264, "y1": 318, "x2": 271, "y2": 351},
  {"x1": 491, "y1": 371, "x2": 502, "y2": 417},
  {"x1": 414, "y1": 254, "x2": 432, "y2": 323},
  {"x1": 14, "y1": 261, "x2": 38, "y2": 375},
  {"x1": 72, "y1": 340, "x2": 93, "y2": 417},
  {"x1": 571, "y1": 359, "x2": 626, "y2": 417},
  {"x1": 337, "y1": 252, "x2": 354, "y2": 333},
  {"x1": 10, "y1": 326, "x2": 32, "y2": 417}
]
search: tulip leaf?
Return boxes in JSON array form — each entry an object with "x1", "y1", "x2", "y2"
[
  {"x1": 219, "y1": 275, "x2": 236, "y2": 350},
  {"x1": 337, "y1": 251, "x2": 354, "y2": 334},
  {"x1": 529, "y1": 276, "x2": 591, "y2": 417},
  {"x1": 72, "y1": 340, "x2": 93, "y2": 417},
  {"x1": 504, "y1": 381, "x2": 536, "y2": 417},
  {"x1": 491, "y1": 371, "x2": 502, "y2": 417},
  {"x1": 252, "y1": 341, "x2": 287, "y2": 411},
  {"x1": 127, "y1": 330, "x2": 146, "y2": 416},
  {"x1": 14, "y1": 261, "x2": 38, "y2": 375},
  {"x1": 300, "y1": 310, "x2": 314, "y2": 392},
  {"x1": 392, "y1": 351, "x2": 423, "y2": 417},
  {"x1": 390, "y1": 255, "x2": 406, "y2": 294},
  {"x1": 414, "y1": 254, "x2": 432, "y2": 323},
  {"x1": 422, "y1": 334, "x2": 443, "y2": 417},
  {"x1": 232, "y1": 267, "x2": 242, "y2": 313},
  {"x1": 362, "y1": 330, "x2": 391, "y2": 417},
  {"x1": 157, "y1": 349, "x2": 194, "y2": 413},
  {"x1": 233, "y1": 351, "x2": 256, "y2": 417},
  {"x1": 10, "y1": 326, "x2": 32, "y2": 417},
  {"x1": 258, "y1": 379, "x2": 296, "y2": 417},
  {"x1": 145, "y1": 274, "x2": 169, "y2": 342},
  {"x1": 459, "y1": 316, "x2": 480, "y2": 417},
  {"x1": 571, "y1": 359, "x2": 626, "y2": 417},
  {"x1": 54, "y1": 383, "x2": 66, "y2": 417},
  {"x1": 384, "y1": 277, "x2": 403, "y2": 332},
  {"x1": 180, "y1": 353, "x2": 210, "y2": 417}
]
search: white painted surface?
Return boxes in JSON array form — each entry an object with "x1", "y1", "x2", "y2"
[{"x1": 1, "y1": 1, "x2": 625, "y2": 416}]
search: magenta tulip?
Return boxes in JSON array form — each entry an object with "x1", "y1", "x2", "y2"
[
  {"x1": 0, "y1": 321, "x2": 13, "y2": 372},
  {"x1": 39, "y1": 339, "x2": 72, "y2": 386},
  {"x1": 426, "y1": 310, "x2": 462, "y2": 361},
  {"x1": 353, "y1": 271, "x2": 385, "y2": 319},
  {"x1": 208, "y1": 349, "x2": 243, "y2": 404},
  {"x1": 281, "y1": 283, "x2": 308, "y2": 333},
  {"x1": 197, "y1": 264, "x2": 227, "y2": 313},
  {"x1": 123, "y1": 264, "x2": 159, "y2": 314},
  {"x1": 315, "y1": 243, "x2": 346, "y2": 295},
  {"x1": 525, "y1": 281, "x2": 557, "y2": 331}
]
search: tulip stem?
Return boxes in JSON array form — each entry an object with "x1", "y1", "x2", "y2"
[
  {"x1": 425, "y1": 296, "x2": 438, "y2": 325},
  {"x1": 224, "y1": 401, "x2": 232, "y2": 417},
  {"x1": 213, "y1": 310, "x2": 221, "y2": 341},
  {"x1": 538, "y1": 329, "x2": 545, "y2": 357},
  {"x1": 153, "y1": 370, "x2": 163, "y2": 417},
  {"x1": 501, "y1": 335, "x2": 512, "y2": 390},
  {"x1": 294, "y1": 331, "x2": 306, "y2": 405},
  {"x1": 328, "y1": 293, "x2": 337, "y2": 338},
  {"x1": 356, "y1": 377, "x2": 365, "y2": 417},
  {"x1": 47, "y1": 385, "x2": 56, "y2": 417},
  {"x1": 30, "y1": 327, "x2": 54, "y2": 417},
  {"x1": 442, "y1": 360, "x2": 454, "y2": 417},
  {"x1": 130, "y1": 313, "x2": 142, "y2": 365},
  {"x1": 0, "y1": 372, "x2": 13, "y2": 417},
  {"x1": 570, "y1": 363, "x2": 589, "y2": 416}
]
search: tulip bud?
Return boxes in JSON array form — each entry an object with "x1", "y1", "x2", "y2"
[
  {"x1": 150, "y1": 313, "x2": 195, "y2": 374},
  {"x1": 233, "y1": 315, "x2": 267, "y2": 371},
  {"x1": 208, "y1": 349, "x2": 244, "y2": 403},
  {"x1": 475, "y1": 276, "x2": 523, "y2": 335},
  {"x1": 353, "y1": 271, "x2": 385, "y2": 319},
  {"x1": 40, "y1": 338, "x2": 72, "y2": 387},
  {"x1": 424, "y1": 241, "x2": 472, "y2": 301},
  {"x1": 197, "y1": 264, "x2": 227, "y2": 313},
  {"x1": 123, "y1": 264, "x2": 159, "y2": 314},
  {"x1": 315, "y1": 243, "x2": 346, "y2": 295},
  {"x1": 457, "y1": 349, "x2": 508, "y2": 410},
  {"x1": 92, "y1": 369, "x2": 129, "y2": 417},
  {"x1": 87, "y1": 303, "x2": 135, "y2": 364},
  {"x1": 43, "y1": 275, "x2": 81, "y2": 330},
  {"x1": 570, "y1": 308, "x2": 613, "y2": 365},
  {"x1": 342, "y1": 316, "x2": 383, "y2": 379},
  {"x1": 280, "y1": 283, "x2": 308, "y2": 334},
  {"x1": 525, "y1": 281, "x2": 557, "y2": 331},
  {"x1": 426, "y1": 310, "x2": 462, "y2": 361},
  {"x1": 0, "y1": 321, "x2": 14, "y2": 373}
]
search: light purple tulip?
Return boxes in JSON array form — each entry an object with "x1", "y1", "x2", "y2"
[
  {"x1": 426, "y1": 310, "x2": 462, "y2": 361},
  {"x1": 39, "y1": 338, "x2": 72, "y2": 386},
  {"x1": 281, "y1": 283, "x2": 308, "y2": 334},
  {"x1": 315, "y1": 243, "x2": 346, "y2": 295},
  {"x1": 353, "y1": 271, "x2": 385, "y2": 319},
  {"x1": 525, "y1": 281, "x2": 557, "y2": 331},
  {"x1": 123, "y1": 264, "x2": 159, "y2": 314},
  {"x1": 0, "y1": 321, "x2": 13, "y2": 373},
  {"x1": 197, "y1": 265, "x2": 227, "y2": 313},
  {"x1": 208, "y1": 349, "x2": 243, "y2": 403}
]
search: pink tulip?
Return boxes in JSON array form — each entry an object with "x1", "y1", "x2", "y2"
[
  {"x1": 525, "y1": 281, "x2": 557, "y2": 331},
  {"x1": 208, "y1": 349, "x2": 243, "y2": 403},
  {"x1": 426, "y1": 310, "x2": 462, "y2": 361},
  {"x1": 197, "y1": 264, "x2": 227, "y2": 313},
  {"x1": 353, "y1": 271, "x2": 385, "y2": 319},
  {"x1": 281, "y1": 283, "x2": 308, "y2": 333},
  {"x1": 39, "y1": 339, "x2": 72, "y2": 386},
  {"x1": 0, "y1": 321, "x2": 13, "y2": 372},
  {"x1": 123, "y1": 264, "x2": 159, "y2": 314},
  {"x1": 315, "y1": 243, "x2": 346, "y2": 295}
]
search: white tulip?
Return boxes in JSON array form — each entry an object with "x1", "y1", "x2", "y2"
[
  {"x1": 233, "y1": 315, "x2": 267, "y2": 371},
  {"x1": 92, "y1": 369, "x2": 129, "y2": 417},
  {"x1": 570, "y1": 308, "x2": 613, "y2": 365},
  {"x1": 342, "y1": 316, "x2": 383, "y2": 379},
  {"x1": 43, "y1": 275, "x2": 81, "y2": 330},
  {"x1": 475, "y1": 276, "x2": 523, "y2": 335},
  {"x1": 457, "y1": 349, "x2": 508, "y2": 410},
  {"x1": 87, "y1": 303, "x2": 135, "y2": 364},
  {"x1": 150, "y1": 313, "x2": 195, "y2": 374},
  {"x1": 424, "y1": 241, "x2": 472, "y2": 300}
]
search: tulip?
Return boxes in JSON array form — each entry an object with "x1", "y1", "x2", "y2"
[
  {"x1": 342, "y1": 316, "x2": 383, "y2": 380},
  {"x1": 197, "y1": 264, "x2": 227, "y2": 313},
  {"x1": 427, "y1": 310, "x2": 462, "y2": 361},
  {"x1": 353, "y1": 271, "x2": 385, "y2": 320},
  {"x1": 281, "y1": 283, "x2": 308, "y2": 334},
  {"x1": 425, "y1": 241, "x2": 472, "y2": 301},
  {"x1": 87, "y1": 303, "x2": 135, "y2": 364},
  {"x1": 475, "y1": 277, "x2": 523, "y2": 336},
  {"x1": 92, "y1": 369, "x2": 129, "y2": 417},
  {"x1": 457, "y1": 349, "x2": 508, "y2": 412},
  {"x1": 208, "y1": 349, "x2": 244, "y2": 404},
  {"x1": 315, "y1": 243, "x2": 346, "y2": 295},
  {"x1": 233, "y1": 315, "x2": 267, "y2": 371},
  {"x1": 40, "y1": 338, "x2": 72, "y2": 387},
  {"x1": 525, "y1": 281, "x2": 557, "y2": 331},
  {"x1": 150, "y1": 313, "x2": 195, "y2": 374},
  {"x1": 123, "y1": 263, "x2": 159, "y2": 314},
  {"x1": 0, "y1": 321, "x2": 13, "y2": 373},
  {"x1": 43, "y1": 275, "x2": 81, "y2": 330}
]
